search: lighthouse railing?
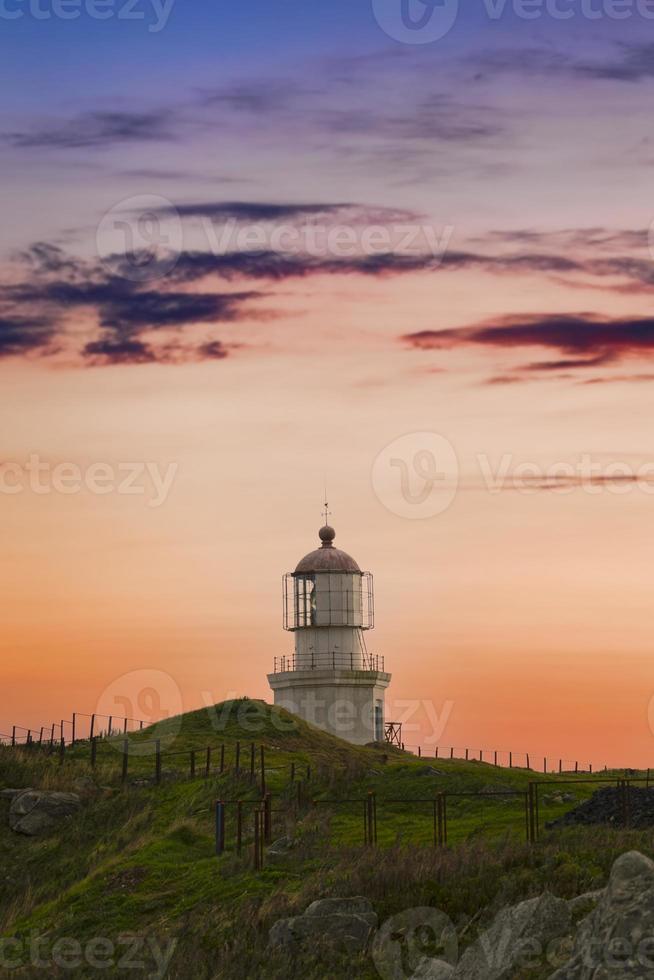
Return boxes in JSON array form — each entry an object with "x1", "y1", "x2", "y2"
[{"x1": 272, "y1": 653, "x2": 385, "y2": 673}]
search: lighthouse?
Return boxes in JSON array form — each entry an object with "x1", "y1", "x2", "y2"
[{"x1": 268, "y1": 520, "x2": 391, "y2": 745}]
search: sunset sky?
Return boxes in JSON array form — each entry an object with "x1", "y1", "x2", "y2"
[{"x1": 3, "y1": 0, "x2": 654, "y2": 766}]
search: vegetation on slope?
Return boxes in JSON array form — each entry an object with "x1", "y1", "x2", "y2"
[{"x1": 0, "y1": 700, "x2": 650, "y2": 979}]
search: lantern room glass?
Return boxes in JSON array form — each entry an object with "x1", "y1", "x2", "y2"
[{"x1": 283, "y1": 571, "x2": 374, "y2": 631}]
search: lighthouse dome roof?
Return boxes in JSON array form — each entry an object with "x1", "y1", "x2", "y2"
[{"x1": 294, "y1": 525, "x2": 361, "y2": 574}]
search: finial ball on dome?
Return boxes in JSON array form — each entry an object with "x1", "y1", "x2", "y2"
[{"x1": 319, "y1": 525, "x2": 336, "y2": 546}]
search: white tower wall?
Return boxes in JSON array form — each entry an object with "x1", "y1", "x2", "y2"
[{"x1": 268, "y1": 523, "x2": 391, "y2": 745}]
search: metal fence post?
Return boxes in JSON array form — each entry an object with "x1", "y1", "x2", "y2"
[{"x1": 264, "y1": 792, "x2": 272, "y2": 843}]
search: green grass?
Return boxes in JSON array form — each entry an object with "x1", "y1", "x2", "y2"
[{"x1": 0, "y1": 699, "x2": 650, "y2": 978}]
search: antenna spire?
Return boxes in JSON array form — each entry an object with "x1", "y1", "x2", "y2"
[{"x1": 322, "y1": 490, "x2": 331, "y2": 527}]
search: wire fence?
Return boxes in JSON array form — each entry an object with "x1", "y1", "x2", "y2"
[{"x1": 212, "y1": 776, "x2": 654, "y2": 872}]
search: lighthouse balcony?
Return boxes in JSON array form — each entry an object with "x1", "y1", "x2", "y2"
[{"x1": 272, "y1": 652, "x2": 385, "y2": 673}]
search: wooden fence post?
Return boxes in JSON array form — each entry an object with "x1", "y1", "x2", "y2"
[
  {"x1": 264, "y1": 793, "x2": 272, "y2": 843},
  {"x1": 436, "y1": 793, "x2": 447, "y2": 846},
  {"x1": 72, "y1": 713, "x2": 76, "y2": 746},
  {"x1": 250, "y1": 742, "x2": 255, "y2": 782},
  {"x1": 91, "y1": 737, "x2": 97, "y2": 768},
  {"x1": 220, "y1": 744, "x2": 225, "y2": 774},
  {"x1": 205, "y1": 747, "x2": 212, "y2": 778},
  {"x1": 190, "y1": 750, "x2": 196, "y2": 779},
  {"x1": 122, "y1": 740, "x2": 129, "y2": 783},
  {"x1": 527, "y1": 783, "x2": 537, "y2": 843},
  {"x1": 235, "y1": 741, "x2": 241, "y2": 774},
  {"x1": 260, "y1": 745, "x2": 266, "y2": 797},
  {"x1": 215, "y1": 801, "x2": 225, "y2": 856},
  {"x1": 253, "y1": 809, "x2": 264, "y2": 870},
  {"x1": 236, "y1": 801, "x2": 243, "y2": 855},
  {"x1": 90, "y1": 714, "x2": 95, "y2": 740},
  {"x1": 59, "y1": 737, "x2": 66, "y2": 765}
]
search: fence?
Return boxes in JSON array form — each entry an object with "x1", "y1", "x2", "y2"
[
  {"x1": 0, "y1": 711, "x2": 145, "y2": 748},
  {"x1": 407, "y1": 745, "x2": 596, "y2": 774},
  {"x1": 214, "y1": 776, "x2": 654, "y2": 871}
]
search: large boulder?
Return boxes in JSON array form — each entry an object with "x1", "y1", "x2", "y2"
[
  {"x1": 9, "y1": 790, "x2": 81, "y2": 836},
  {"x1": 453, "y1": 892, "x2": 571, "y2": 979},
  {"x1": 269, "y1": 896, "x2": 377, "y2": 954},
  {"x1": 550, "y1": 851, "x2": 654, "y2": 978},
  {"x1": 0, "y1": 788, "x2": 32, "y2": 800}
]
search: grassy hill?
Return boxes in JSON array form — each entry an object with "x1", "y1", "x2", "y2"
[{"x1": 1, "y1": 700, "x2": 651, "y2": 979}]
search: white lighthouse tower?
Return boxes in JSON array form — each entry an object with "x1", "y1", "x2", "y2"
[{"x1": 268, "y1": 518, "x2": 391, "y2": 745}]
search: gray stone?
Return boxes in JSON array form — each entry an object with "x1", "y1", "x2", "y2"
[
  {"x1": 9, "y1": 790, "x2": 81, "y2": 836},
  {"x1": 267, "y1": 836, "x2": 294, "y2": 857},
  {"x1": 0, "y1": 789, "x2": 31, "y2": 800},
  {"x1": 453, "y1": 892, "x2": 571, "y2": 979},
  {"x1": 413, "y1": 959, "x2": 456, "y2": 979},
  {"x1": 550, "y1": 851, "x2": 654, "y2": 979},
  {"x1": 269, "y1": 896, "x2": 377, "y2": 954},
  {"x1": 304, "y1": 896, "x2": 374, "y2": 918},
  {"x1": 567, "y1": 890, "x2": 604, "y2": 916}
]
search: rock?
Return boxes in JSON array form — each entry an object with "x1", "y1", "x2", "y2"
[
  {"x1": 548, "y1": 787, "x2": 654, "y2": 829},
  {"x1": 550, "y1": 851, "x2": 654, "y2": 978},
  {"x1": 269, "y1": 896, "x2": 377, "y2": 954},
  {"x1": 567, "y1": 889, "x2": 603, "y2": 916},
  {"x1": 418, "y1": 768, "x2": 446, "y2": 777},
  {"x1": 9, "y1": 790, "x2": 81, "y2": 836},
  {"x1": 304, "y1": 897, "x2": 375, "y2": 919},
  {"x1": 413, "y1": 959, "x2": 456, "y2": 979},
  {"x1": 453, "y1": 892, "x2": 570, "y2": 979},
  {"x1": 0, "y1": 788, "x2": 32, "y2": 800},
  {"x1": 72, "y1": 776, "x2": 98, "y2": 796},
  {"x1": 267, "y1": 836, "x2": 295, "y2": 857}
]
